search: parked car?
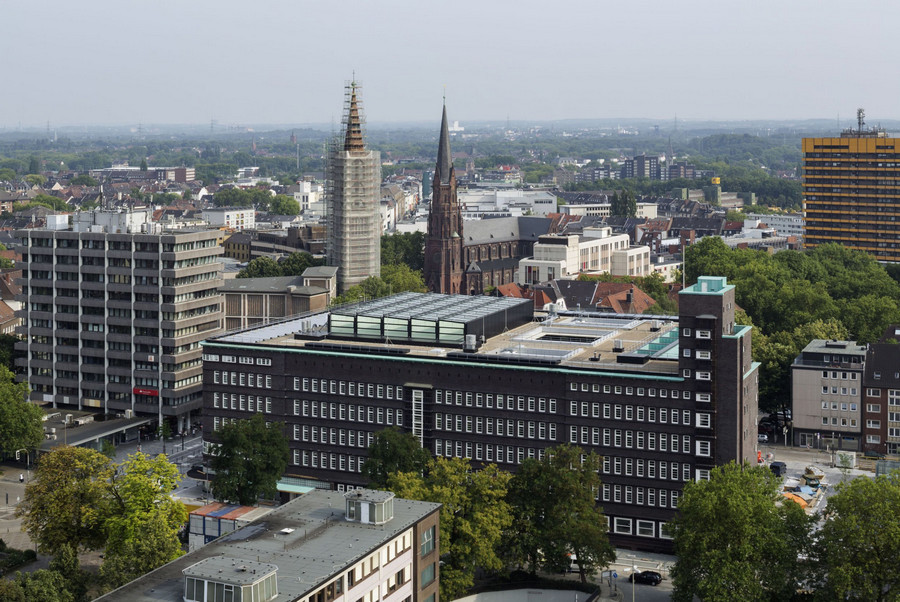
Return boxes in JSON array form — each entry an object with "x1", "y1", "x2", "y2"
[
  {"x1": 629, "y1": 570, "x2": 663, "y2": 585},
  {"x1": 863, "y1": 450, "x2": 886, "y2": 459},
  {"x1": 758, "y1": 433, "x2": 769, "y2": 443}
]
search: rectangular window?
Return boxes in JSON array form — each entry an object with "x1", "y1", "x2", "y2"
[
  {"x1": 420, "y1": 563, "x2": 435, "y2": 586},
  {"x1": 613, "y1": 518, "x2": 632, "y2": 534},
  {"x1": 696, "y1": 440, "x2": 711, "y2": 457},
  {"x1": 636, "y1": 520, "x2": 655, "y2": 537},
  {"x1": 421, "y1": 526, "x2": 435, "y2": 556}
]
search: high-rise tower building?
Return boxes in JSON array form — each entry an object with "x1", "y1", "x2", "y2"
[
  {"x1": 424, "y1": 104, "x2": 465, "y2": 294},
  {"x1": 15, "y1": 209, "x2": 223, "y2": 432},
  {"x1": 326, "y1": 81, "x2": 381, "y2": 293},
  {"x1": 803, "y1": 111, "x2": 900, "y2": 261}
]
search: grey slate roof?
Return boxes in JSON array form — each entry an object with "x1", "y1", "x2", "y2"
[
  {"x1": 464, "y1": 216, "x2": 552, "y2": 245},
  {"x1": 302, "y1": 265, "x2": 339, "y2": 278}
]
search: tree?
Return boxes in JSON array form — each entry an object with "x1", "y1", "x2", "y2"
[
  {"x1": 670, "y1": 462, "x2": 814, "y2": 602},
  {"x1": 69, "y1": 175, "x2": 98, "y2": 186},
  {"x1": 210, "y1": 413, "x2": 289, "y2": 505},
  {"x1": 17, "y1": 447, "x2": 113, "y2": 554},
  {"x1": 381, "y1": 264, "x2": 427, "y2": 294},
  {"x1": 28, "y1": 156, "x2": 41, "y2": 174},
  {"x1": 101, "y1": 507, "x2": 185, "y2": 589},
  {"x1": 361, "y1": 427, "x2": 430, "y2": 489},
  {"x1": 139, "y1": 158, "x2": 148, "y2": 171},
  {"x1": 817, "y1": 471, "x2": 900, "y2": 601},
  {"x1": 506, "y1": 444, "x2": 614, "y2": 582},
  {"x1": 28, "y1": 194, "x2": 69, "y2": 211},
  {"x1": 0, "y1": 365, "x2": 43, "y2": 456},
  {"x1": 24, "y1": 174, "x2": 47, "y2": 187},
  {"x1": 279, "y1": 252, "x2": 322, "y2": 277},
  {"x1": 381, "y1": 232, "x2": 425, "y2": 272},
  {"x1": 13, "y1": 569, "x2": 74, "y2": 602},
  {"x1": 388, "y1": 457, "x2": 512, "y2": 600},
  {"x1": 49, "y1": 543, "x2": 89, "y2": 602},
  {"x1": 213, "y1": 187, "x2": 252, "y2": 207},
  {"x1": 0, "y1": 168, "x2": 16, "y2": 181},
  {"x1": 237, "y1": 256, "x2": 282, "y2": 279},
  {"x1": 270, "y1": 194, "x2": 300, "y2": 215}
]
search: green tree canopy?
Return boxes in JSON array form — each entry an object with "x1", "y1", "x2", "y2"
[
  {"x1": 0, "y1": 168, "x2": 17, "y2": 181},
  {"x1": 817, "y1": 471, "x2": 900, "y2": 601},
  {"x1": 209, "y1": 413, "x2": 289, "y2": 505},
  {"x1": 670, "y1": 462, "x2": 814, "y2": 602},
  {"x1": 506, "y1": 444, "x2": 614, "y2": 582},
  {"x1": 279, "y1": 251, "x2": 323, "y2": 276},
  {"x1": 0, "y1": 365, "x2": 44, "y2": 456},
  {"x1": 69, "y1": 174, "x2": 98, "y2": 186},
  {"x1": 24, "y1": 174, "x2": 47, "y2": 186},
  {"x1": 236, "y1": 256, "x2": 282, "y2": 279},
  {"x1": 17, "y1": 447, "x2": 113, "y2": 554},
  {"x1": 388, "y1": 457, "x2": 512, "y2": 600},
  {"x1": 270, "y1": 194, "x2": 301, "y2": 215},
  {"x1": 381, "y1": 232, "x2": 425, "y2": 272},
  {"x1": 361, "y1": 427, "x2": 430, "y2": 489},
  {"x1": 381, "y1": 263, "x2": 427, "y2": 294},
  {"x1": 213, "y1": 187, "x2": 252, "y2": 207}
]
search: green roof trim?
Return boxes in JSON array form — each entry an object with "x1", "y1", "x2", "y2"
[{"x1": 204, "y1": 341, "x2": 684, "y2": 382}]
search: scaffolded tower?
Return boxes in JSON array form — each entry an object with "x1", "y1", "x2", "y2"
[{"x1": 326, "y1": 81, "x2": 381, "y2": 293}]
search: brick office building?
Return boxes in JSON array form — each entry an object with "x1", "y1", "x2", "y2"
[{"x1": 201, "y1": 276, "x2": 758, "y2": 552}]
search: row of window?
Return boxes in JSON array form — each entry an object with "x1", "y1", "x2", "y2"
[
  {"x1": 592, "y1": 430, "x2": 704, "y2": 454},
  {"x1": 295, "y1": 450, "x2": 365, "y2": 473},
  {"x1": 568, "y1": 381, "x2": 707, "y2": 401},
  {"x1": 866, "y1": 388, "x2": 900, "y2": 399},
  {"x1": 821, "y1": 401, "x2": 859, "y2": 411},
  {"x1": 436, "y1": 390, "x2": 558, "y2": 413},
  {"x1": 436, "y1": 415, "x2": 557, "y2": 440},
  {"x1": 570, "y1": 402, "x2": 704, "y2": 424},
  {"x1": 822, "y1": 370, "x2": 859, "y2": 380},
  {"x1": 295, "y1": 400, "x2": 403, "y2": 426},
  {"x1": 602, "y1": 456, "x2": 700, "y2": 481},
  {"x1": 212, "y1": 393, "x2": 273, "y2": 414},
  {"x1": 212, "y1": 371, "x2": 273, "y2": 389},
  {"x1": 611, "y1": 517, "x2": 673, "y2": 539},
  {"x1": 821, "y1": 386, "x2": 859, "y2": 396},
  {"x1": 821, "y1": 416, "x2": 858, "y2": 428},
  {"x1": 295, "y1": 426, "x2": 375, "y2": 448},
  {"x1": 298, "y1": 378, "x2": 404, "y2": 401},
  {"x1": 204, "y1": 353, "x2": 272, "y2": 366},
  {"x1": 604, "y1": 485, "x2": 681, "y2": 510}
]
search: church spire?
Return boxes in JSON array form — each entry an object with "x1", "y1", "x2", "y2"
[
  {"x1": 343, "y1": 81, "x2": 365, "y2": 153},
  {"x1": 435, "y1": 101, "x2": 453, "y2": 184}
]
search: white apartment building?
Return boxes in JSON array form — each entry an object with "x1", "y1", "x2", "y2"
[
  {"x1": 559, "y1": 202, "x2": 658, "y2": 219},
  {"x1": 518, "y1": 226, "x2": 651, "y2": 284},
  {"x1": 202, "y1": 207, "x2": 256, "y2": 230}
]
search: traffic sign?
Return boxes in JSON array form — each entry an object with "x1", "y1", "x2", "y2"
[{"x1": 612, "y1": 571, "x2": 618, "y2": 579}]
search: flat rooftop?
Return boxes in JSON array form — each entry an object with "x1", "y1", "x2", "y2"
[
  {"x1": 98, "y1": 489, "x2": 441, "y2": 602},
  {"x1": 209, "y1": 293, "x2": 683, "y2": 377}
]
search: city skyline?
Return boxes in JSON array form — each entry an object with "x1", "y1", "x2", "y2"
[{"x1": 3, "y1": 1, "x2": 899, "y2": 128}]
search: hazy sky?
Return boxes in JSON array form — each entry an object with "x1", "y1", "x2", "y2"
[{"x1": 3, "y1": 1, "x2": 897, "y2": 128}]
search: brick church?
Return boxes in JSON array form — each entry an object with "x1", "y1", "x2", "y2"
[{"x1": 424, "y1": 104, "x2": 550, "y2": 294}]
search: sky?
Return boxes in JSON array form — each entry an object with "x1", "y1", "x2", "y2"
[{"x1": 3, "y1": 1, "x2": 899, "y2": 128}]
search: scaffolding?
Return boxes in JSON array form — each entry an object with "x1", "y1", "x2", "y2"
[{"x1": 325, "y1": 80, "x2": 382, "y2": 293}]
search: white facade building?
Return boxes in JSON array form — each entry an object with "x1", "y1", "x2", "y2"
[
  {"x1": 518, "y1": 226, "x2": 650, "y2": 284},
  {"x1": 458, "y1": 189, "x2": 558, "y2": 218},
  {"x1": 201, "y1": 207, "x2": 256, "y2": 230}
]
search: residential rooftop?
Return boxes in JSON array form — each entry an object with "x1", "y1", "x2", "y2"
[{"x1": 98, "y1": 489, "x2": 441, "y2": 602}]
